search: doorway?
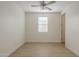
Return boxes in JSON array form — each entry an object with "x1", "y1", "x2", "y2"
[{"x1": 61, "y1": 14, "x2": 65, "y2": 43}]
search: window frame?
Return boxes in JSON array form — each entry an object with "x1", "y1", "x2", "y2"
[{"x1": 38, "y1": 17, "x2": 48, "y2": 32}]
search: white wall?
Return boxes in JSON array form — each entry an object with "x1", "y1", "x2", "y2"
[
  {"x1": 62, "y1": 2, "x2": 79, "y2": 56},
  {"x1": 0, "y1": 2, "x2": 25, "y2": 56},
  {"x1": 25, "y1": 12, "x2": 61, "y2": 42}
]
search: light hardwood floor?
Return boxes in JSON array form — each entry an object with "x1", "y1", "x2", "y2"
[{"x1": 10, "y1": 43, "x2": 76, "y2": 57}]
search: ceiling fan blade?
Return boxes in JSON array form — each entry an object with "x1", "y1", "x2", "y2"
[
  {"x1": 45, "y1": 1, "x2": 56, "y2": 6},
  {"x1": 31, "y1": 5, "x2": 40, "y2": 7},
  {"x1": 45, "y1": 7, "x2": 52, "y2": 10}
]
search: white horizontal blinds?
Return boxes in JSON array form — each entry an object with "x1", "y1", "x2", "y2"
[{"x1": 38, "y1": 17, "x2": 48, "y2": 32}]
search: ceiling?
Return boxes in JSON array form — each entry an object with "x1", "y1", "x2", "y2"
[{"x1": 15, "y1": 1, "x2": 76, "y2": 12}]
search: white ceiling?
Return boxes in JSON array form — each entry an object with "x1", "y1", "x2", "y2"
[{"x1": 15, "y1": 1, "x2": 76, "y2": 12}]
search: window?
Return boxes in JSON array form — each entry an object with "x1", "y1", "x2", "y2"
[{"x1": 38, "y1": 17, "x2": 48, "y2": 32}]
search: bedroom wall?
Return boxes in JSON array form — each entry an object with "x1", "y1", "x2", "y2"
[
  {"x1": 25, "y1": 12, "x2": 61, "y2": 42},
  {"x1": 62, "y1": 2, "x2": 79, "y2": 56},
  {"x1": 0, "y1": 2, "x2": 25, "y2": 56}
]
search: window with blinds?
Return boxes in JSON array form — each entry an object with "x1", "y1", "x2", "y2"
[{"x1": 38, "y1": 17, "x2": 48, "y2": 32}]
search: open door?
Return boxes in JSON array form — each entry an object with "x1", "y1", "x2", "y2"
[{"x1": 61, "y1": 14, "x2": 65, "y2": 43}]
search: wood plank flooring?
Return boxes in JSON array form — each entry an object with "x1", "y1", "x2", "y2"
[{"x1": 10, "y1": 43, "x2": 76, "y2": 57}]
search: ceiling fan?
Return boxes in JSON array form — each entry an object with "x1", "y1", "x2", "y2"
[{"x1": 31, "y1": 1, "x2": 56, "y2": 10}]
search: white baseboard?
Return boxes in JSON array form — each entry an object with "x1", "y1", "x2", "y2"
[
  {"x1": 65, "y1": 45, "x2": 79, "y2": 57},
  {"x1": 8, "y1": 40, "x2": 25, "y2": 57},
  {"x1": 0, "y1": 40, "x2": 26, "y2": 57}
]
